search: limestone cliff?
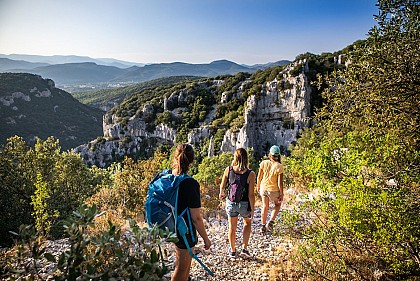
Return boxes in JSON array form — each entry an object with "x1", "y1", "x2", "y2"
[
  {"x1": 221, "y1": 61, "x2": 312, "y2": 156},
  {"x1": 75, "y1": 59, "x2": 322, "y2": 167}
]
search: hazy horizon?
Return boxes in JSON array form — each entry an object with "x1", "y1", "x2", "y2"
[{"x1": 0, "y1": 53, "x2": 293, "y2": 66}]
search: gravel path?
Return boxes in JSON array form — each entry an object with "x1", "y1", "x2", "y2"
[{"x1": 163, "y1": 203, "x2": 300, "y2": 281}]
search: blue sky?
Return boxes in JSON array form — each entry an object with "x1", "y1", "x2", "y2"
[{"x1": 0, "y1": 0, "x2": 378, "y2": 65}]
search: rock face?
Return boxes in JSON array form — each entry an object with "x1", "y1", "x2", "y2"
[
  {"x1": 75, "y1": 120, "x2": 176, "y2": 167},
  {"x1": 222, "y1": 71, "x2": 311, "y2": 156},
  {"x1": 103, "y1": 116, "x2": 176, "y2": 142},
  {"x1": 76, "y1": 61, "x2": 313, "y2": 166}
]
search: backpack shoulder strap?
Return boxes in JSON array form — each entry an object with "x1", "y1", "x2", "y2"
[
  {"x1": 227, "y1": 166, "x2": 236, "y2": 185},
  {"x1": 177, "y1": 173, "x2": 191, "y2": 182},
  {"x1": 179, "y1": 230, "x2": 214, "y2": 276},
  {"x1": 175, "y1": 175, "x2": 214, "y2": 277}
]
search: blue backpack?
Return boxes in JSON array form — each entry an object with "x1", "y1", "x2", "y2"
[{"x1": 145, "y1": 170, "x2": 214, "y2": 277}]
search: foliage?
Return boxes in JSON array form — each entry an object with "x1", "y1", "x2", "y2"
[
  {"x1": 0, "y1": 136, "x2": 111, "y2": 245},
  {"x1": 195, "y1": 152, "x2": 233, "y2": 187},
  {"x1": 282, "y1": 1, "x2": 420, "y2": 279},
  {"x1": 72, "y1": 76, "x2": 201, "y2": 107},
  {"x1": 87, "y1": 152, "x2": 168, "y2": 223},
  {"x1": 0, "y1": 136, "x2": 35, "y2": 246},
  {"x1": 1, "y1": 224, "x2": 48, "y2": 279},
  {"x1": 155, "y1": 111, "x2": 175, "y2": 127},
  {"x1": 2, "y1": 205, "x2": 176, "y2": 280},
  {"x1": 31, "y1": 173, "x2": 59, "y2": 236},
  {"x1": 194, "y1": 152, "x2": 233, "y2": 211}
]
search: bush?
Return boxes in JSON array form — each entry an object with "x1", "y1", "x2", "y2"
[
  {"x1": 194, "y1": 153, "x2": 233, "y2": 211},
  {"x1": 87, "y1": 152, "x2": 168, "y2": 224},
  {"x1": 279, "y1": 1, "x2": 420, "y2": 279},
  {"x1": 0, "y1": 136, "x2": 107, "y2": 245},
  {"x1": 2, "y1": 205, "x2": 176, "y2": 280}
]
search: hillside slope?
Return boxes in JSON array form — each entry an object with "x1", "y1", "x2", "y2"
[
  {"x1": 72, "y1": 76, "x2": 204, "y2": 111},
  {"x1": 1, "y1": 60, "x2": 258, "y2": 87},
  {"x1": 0, "y1": 73, "x2": 104, "y2": 150},
  {"x1": 113, "y1": 60, "x2": 253, "y2": 83},
  {"x1": 30, "y1": 62, "x2": 126, "y2": 84},
  {"x1": 75, "y1": 49, "x2": 349, "y2": 167}
]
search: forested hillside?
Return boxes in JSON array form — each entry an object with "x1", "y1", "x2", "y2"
[
  {"x1": 0, "y1": 1, "x2": 418, "y2": 280},
  {"x1": 283, "y1": 1, "x2": 420, "y2": 279},
  {"x1": 0, "y1": 73, "x2": 103, "y2": 150},
  {"x1": 71, "y1": 76, "x2": 203, "y2": 111}
]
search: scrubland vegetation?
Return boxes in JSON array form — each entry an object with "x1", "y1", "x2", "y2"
[{"x1": 0, "y1": 1, "x2": 419, "y2": 280}]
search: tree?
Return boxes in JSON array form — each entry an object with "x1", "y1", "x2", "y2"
[
  {"x1": 0, "y1": 136, "x2": 34, "y2": 246},
  {"x1": 0, "y1": 136, "x2": 112, "y2": 243},
  {"x1": 284, "y1": 0, "x2": 420, "y2": 279},
  {"x1": 87, "y1": 152, "x2": 168, "y2": 224},
  {"x1": 31, "y1": 173, "x2": 58, "y2": 235},
  {"x1": 194, "y1": 152, "x2": 233, "y2": 211}
]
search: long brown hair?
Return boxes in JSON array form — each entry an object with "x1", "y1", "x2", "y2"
[
  {"x1": 232, "y1": 148, "x2": 249, "y2": 171},
  {"x1": 172, "y1": 143, "x2": 194, "y2": 174}
]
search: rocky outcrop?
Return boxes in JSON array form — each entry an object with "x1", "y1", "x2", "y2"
[
  {"x1": 188, "y1": 126, "x2": 214, "y2": 146},
  {"x1": 75, "y1": 61, "x2": 314, "y2": 166},
  {"x1": 103, "y1": 115, "x2": 176, "y2": 142},
  {"x1": 75, "y1": 136, "x2": 142, "y2": 167},
  {"x1": 220, "y1": 70, "x2": 311, "y2": 156},
  {"x1": 76, "y1": 117, "x2": 176, "y2": 167}
]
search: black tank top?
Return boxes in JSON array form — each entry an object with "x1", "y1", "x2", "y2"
[{"x1": 228, "y1": 166, "x2": 251, "y2": 202}]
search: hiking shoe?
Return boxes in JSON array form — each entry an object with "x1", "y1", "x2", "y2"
[
  {"x1": 261, "y1": 225, "x2": 267, "y2": 233},
  {"x1": 239, "y1": 248, "x2": 251, "y2": 258},
  {"x1": 267, "y1": 221, "x2": 274, "y2": 231},
  {"x1": 228, "y1": 248, "x2": 236, "y2": 258}
]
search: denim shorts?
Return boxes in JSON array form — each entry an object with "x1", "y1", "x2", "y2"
[{"x1": 225, "y1": 199, "x2": 251, "y2": 218}]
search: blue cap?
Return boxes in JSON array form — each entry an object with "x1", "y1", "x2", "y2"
[{"x1": 269, "y1": 145, "x2": 280, "y2": 156}]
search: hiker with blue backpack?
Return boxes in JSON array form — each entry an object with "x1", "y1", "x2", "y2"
[
  {"x1": 145, "y1": 144, "x2": 212, "y2": 281},
  {"x1": 219, "y1": 148, "x2": 256, "y2": 258}
]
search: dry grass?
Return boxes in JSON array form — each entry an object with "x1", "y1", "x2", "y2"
[{"x1": 255, "y1": 243, "x2": 309, "y2": 281}]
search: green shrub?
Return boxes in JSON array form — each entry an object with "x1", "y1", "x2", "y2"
[
  {"x1": 31, "y1": 174, "x2": 59, "y2": 236},
  {"x1": 3, "y1": 205, "x2": 175, "y2": 280},
  {"x1": 194, "y1": 153, "x2": 233, "y2": 211},
  {"x1": 280, "y1": 1, "x2": 420, "y2": 279},
  {"x1": 87, "y1": 152, "x2": 168, "y2": 221},
  {"x1": 0, "y1": 137, "x2": 112, "y2": 244}
]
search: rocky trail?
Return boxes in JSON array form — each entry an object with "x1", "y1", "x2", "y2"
[
  {"x1": 163, "y1": 201, "x2": 304, "y2": 281},
  {"x1": 3, "y1": 198, "x2": 307, "y2": 281}
]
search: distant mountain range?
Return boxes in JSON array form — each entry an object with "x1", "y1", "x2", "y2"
[
  {"x1": 0, "y1": 54, "x2": 145, "y2": 68},
  {"x1": 0, "y1": 54, "x2": 290, "y2": 88}
]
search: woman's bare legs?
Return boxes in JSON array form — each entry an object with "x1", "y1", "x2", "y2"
[
  {"x1": 228, "y1": 216, "x2": 239, "y2": 252},
  {"x1": 269, "y1": 201, "x2": 282, "y2": 223},
  {"x1": 261, "y1": 195, "x2": 270, "y2": 225},
  {"x1": 242, "y1": 217, "x2": 252, "y2": 249}
]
